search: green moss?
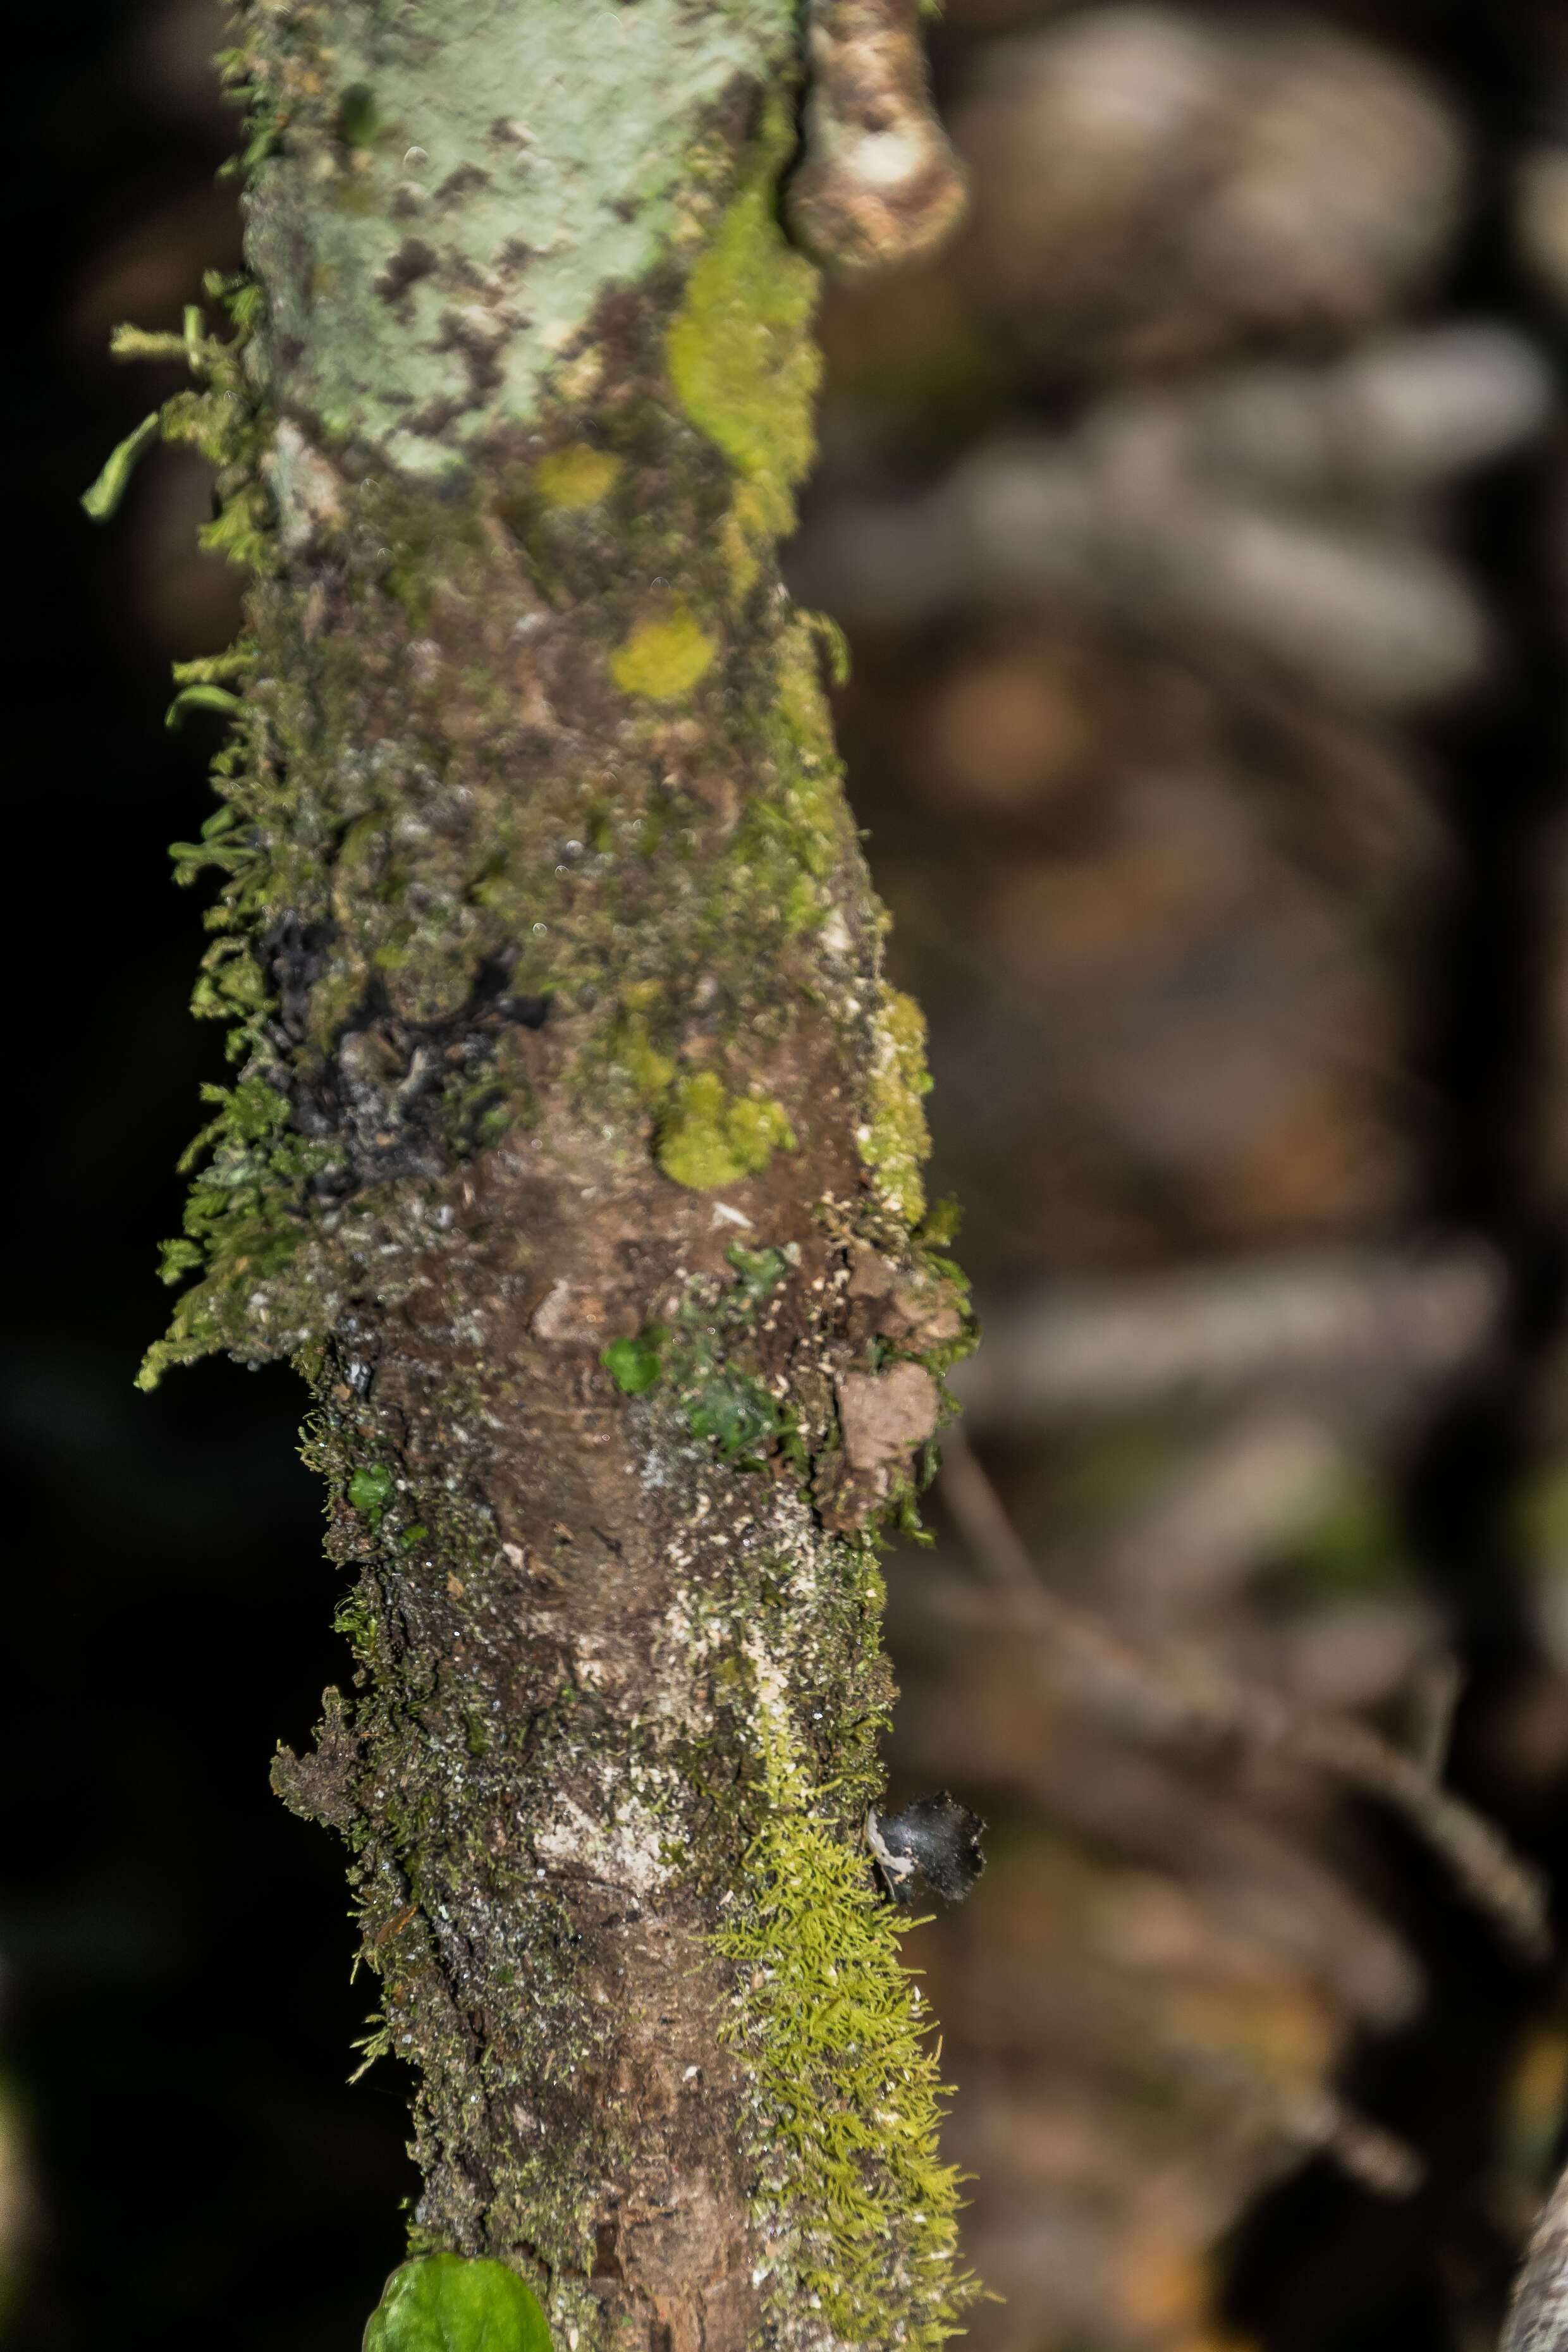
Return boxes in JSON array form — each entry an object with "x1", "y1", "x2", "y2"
[
  {"x1": 601, "y1": 1244, "x2": 790, "y2": 1465},
  {"x1": 609, "y1": 608, "x2": 717, "y2": 703},
  {"x1": 656, "y1": 1072, "x2": 794, "y2": 1189},
  {"x1": 80, "y1": 410, "x2": 161, "y2": 520},
  {"x1": 860, "y1": 989, "x2": 933, "y2": 1229},
  {"x1": 666, "y1": 100, "x2": 821, "y2": 544},
  {"x1": 757, "y1": 616, "x2": 846, "y2": 926},
  {"x1": 683, "y1": 1370, "x2": 781, "y2": 1463},
  {"x1": 606, "y1": 1008, "x2": 677, "y2": 1105},
  {"x1": 714, "y1": 1705, "x2": 972, "y2": 2351},
  {"x1": 535, "y1": 442, "x2": 622, "y2": 511}
]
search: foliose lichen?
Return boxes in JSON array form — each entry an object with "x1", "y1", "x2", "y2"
[
  {"x1": 609, "y1": 607, "x2": 718, "y2": 704},
  {"x1": 656, "y1": 1074, "x2": 797, "y2": 1190}
]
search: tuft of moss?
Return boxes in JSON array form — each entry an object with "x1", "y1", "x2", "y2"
[
  {"x1": 656, "y1": 1072, "x2": 794, "y2": 1190},
  {"x1": 714, "y1": 1700, "x2": 973, "y2": 2352},
  {"x1": 609, "y1": 606, "x2": 718, "y2": 703}
]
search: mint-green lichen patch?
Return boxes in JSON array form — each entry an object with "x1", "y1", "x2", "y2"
[
  {"x1": 609, "y1": 607, "x2": 716, "y2": 703},
  {"x1": 247, "y1": 0, "x2": 797, "y2": 477},
  {"x1": 861, "y1": 989, "x2": 934, "y2": 1228},
  {"x1": 656, "y1": 1072, "x2": 794, "y2": 1190},
  {"x1": 362, "y1": 2254, "x2": 553, "y2": 2352},
  {"x1": 666, "y1": 100, "x2": 821, "y2": 542},
  {"x1": 714, "y1": 1708, "x2": 972, "y2": 2352}
]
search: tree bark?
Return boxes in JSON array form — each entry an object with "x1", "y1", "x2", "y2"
[
  {"x1": 1505, "y1": 2162, "x2": 1568, "y2": 2352},
  {"x1": 142, "y1": 4, "x2": 972, "y2": 2349}
]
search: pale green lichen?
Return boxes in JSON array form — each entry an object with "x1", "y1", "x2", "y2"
[
  {"x1": 656, "y1": 1072, "x2": 795, "y2": 1189},
  {"x1": 246, "y1": 0, "x2": 798, "y2": 477},
  {"x1": 666, "y1": 99, "x2": 821, "y2": 546},
  {"x1": 609, "y1": 606, "x2": 717, "y2": 702},
  {"x1": 714, "y1": 1698, "x2": 972, "y2": 2352},
  {"x1": 860, "y1": 990, "x2": 933, "y2": 1228}
]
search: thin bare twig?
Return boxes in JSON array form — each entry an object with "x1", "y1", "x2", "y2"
[
  {"x1": 950, "y1": 1242, "x2": 1504, "y2": 1434},
  {"x1": 934, "y1": 1429, "x2": 1550, "y2": 1966}
]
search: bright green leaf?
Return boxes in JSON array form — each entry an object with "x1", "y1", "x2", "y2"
[
  {"x1": 363, "y1": 2255, "x2": 553, "y2": 2352},
  {"x1": 601, "y1": 1328, "x2": 666, "y2": 1395},
  {"x1": 80, "y1": 411, "x2": 161, "y2": 522},
  {"x1": 348, "y1": 1462, "x2": 395, "y2": 1521}
]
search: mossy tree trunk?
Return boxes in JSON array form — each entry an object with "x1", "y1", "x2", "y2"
[{"x1": 142, "y1": 4, "x2": 972, "y2": 2349}]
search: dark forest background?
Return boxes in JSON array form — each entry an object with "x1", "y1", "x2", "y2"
[{"x1": 12, "y1": 3, "x2": 1568, "y2": 2349}]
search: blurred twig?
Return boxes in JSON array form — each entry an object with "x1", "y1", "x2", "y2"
[
  {"x1": 952, "y1": 1241, "x2": 1504, "y2": 1433},
  {"x1": 936, "y1": 1427, "x2": 1550, "y2": 1963}
]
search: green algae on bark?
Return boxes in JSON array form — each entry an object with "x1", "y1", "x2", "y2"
[{"x1": 142, "y1": 4, "x2": 976, "y2": 2346}]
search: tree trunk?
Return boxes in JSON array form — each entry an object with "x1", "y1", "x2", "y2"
[{"x1": 141, "y1": 4, "x2": 972, "y2": 2349}]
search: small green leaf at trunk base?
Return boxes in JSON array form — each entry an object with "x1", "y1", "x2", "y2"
[
  {"x1": 363, "y1": 2255, "x2": 553, "y2": 2352},
  {"x1": 348, "y1": 1462, "x2": 395, "y2": 1522},
  {"x1": 601, "y1": 1327, "x2": 666, "y2": 1395}
]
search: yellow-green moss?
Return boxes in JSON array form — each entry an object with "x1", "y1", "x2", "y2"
[
  {"x1": 656, "y1": 1072, "x2": 794, "y2": 1190},
  {"x1": 861, "y1": 989, "x2": 933, "y2": 1228},
  {"x1": 666, "y1": 102, "x2": 821, "y2": 544},
  {"x1": 610, "y1": 606, "x2": 717, "y2": 703},
  {"x1": 535, "y1": 442, "x2": 622, "y2": 511},
  {"x1": 713, "y1": 1703, "x2": 972, "y2": 2351},
  {"x1": 773, "y1": 618, "x2": 842, "y2": 888},
  {"x1": 718, "y1": 479, "x2": 770, "y2": 601},
  {"x1": 608, "y1": 1007, "x2": 677, "y2": 1104}
]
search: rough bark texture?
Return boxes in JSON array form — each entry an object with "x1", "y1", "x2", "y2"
[
  {"x1": 141, "y1": 4, "x2": 971, "y2": 2351},
  {"x1": 1507, "y1": 2161, "x2": 1568, "y2": 2352}
]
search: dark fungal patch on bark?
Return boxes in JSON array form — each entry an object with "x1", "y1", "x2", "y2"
[{"x1": 868, "y1": 1791, "x2": 987, "y2": 1906}]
